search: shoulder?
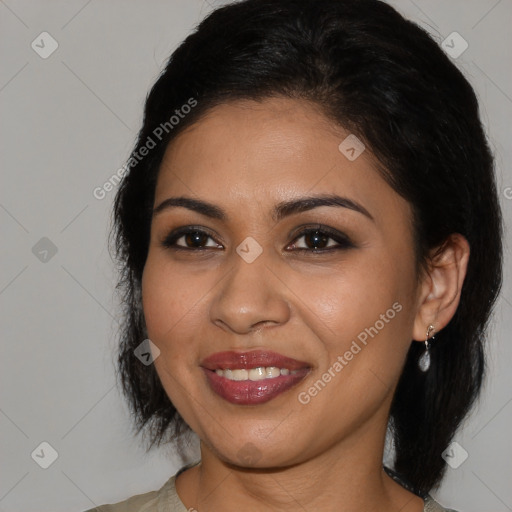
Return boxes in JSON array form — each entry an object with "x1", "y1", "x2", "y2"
[
  {"x1": 81, "y1": 462, "x2": 197, "y2": 512},
  {"x1": 82, "y1": 487, "x2": 160, "y2": 511},
  {"x1": 424, "y1": 495, "x2": 459, "y2": 512},
  {"x1": 383, "y1": 467, "x2": 459, "y2": 512},
  {"x1": 81, "y1": 485, "x2": 161, "y2": 512}
]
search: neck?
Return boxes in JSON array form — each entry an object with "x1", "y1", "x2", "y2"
[{"x1": 176, "y1": 411, "x2": 424, "y2": 512}]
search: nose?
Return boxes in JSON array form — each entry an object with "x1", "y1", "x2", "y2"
[{"x1": 209, "y1": 256, "x2": 291, "y2": 335}]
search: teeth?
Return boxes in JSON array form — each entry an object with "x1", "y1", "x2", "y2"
[
  {"x1": 249, "y1": 367, "x2": 266, "y2": 381},
  {"x1": 266, "y1": 367, "x2": 280, "y2": 378},
  {"x1": 214, "y1": 366, "x2": 298, "y2": 381}
]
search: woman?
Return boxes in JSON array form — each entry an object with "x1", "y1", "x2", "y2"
[{"x1": 86, "y1": 0, "x2": 503, "y2": 510}]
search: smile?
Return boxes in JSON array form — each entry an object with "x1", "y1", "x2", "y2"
[
  {"x1": 201, "y1": 350, "x2": 311, "y2": 405},
  {"x1": 214, "y1": 367, "x2": 299, "y2": 380}
]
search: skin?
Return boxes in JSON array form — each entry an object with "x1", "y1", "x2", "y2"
[{"x1": 141, "y1": 97, "x2": 469, "y2": 512}]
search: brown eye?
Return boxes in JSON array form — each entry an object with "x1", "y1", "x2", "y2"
[
  {"x1": 287, "y1": 226, "x2": 355, "y2": 252},
  {"x1": 183, "y1": 231, "x2": 210, "y2": 248},
  {"x1": 161, "y1": 227, "x2": 223, "y2": 250},
  {"x1": 302, "y1": 230, "x2": 331, "y2": 250}
]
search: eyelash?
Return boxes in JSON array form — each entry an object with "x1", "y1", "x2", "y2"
[{"x1": 160, "y1": 224, "x2": 355, "y2": 253}]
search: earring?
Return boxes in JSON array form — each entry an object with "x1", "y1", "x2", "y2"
[{"x1": 418, "y1": 324, "x2": 435, "y2": 372}]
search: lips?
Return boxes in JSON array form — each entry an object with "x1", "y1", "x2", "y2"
[
  {"x1": 201, "y1": 350, "x2": 310, "y2": 371},
  {"x1": 201, "y1": 350, "x2": 311, "y2": 405}
]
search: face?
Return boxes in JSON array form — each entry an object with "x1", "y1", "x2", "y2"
[{"x1": 142, "y1": 97, "x2": 423, "y2": 468}]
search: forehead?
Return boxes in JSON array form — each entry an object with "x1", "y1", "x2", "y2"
[{"x1": 154, "y1": 97, "x2": 408, "y2": 223}]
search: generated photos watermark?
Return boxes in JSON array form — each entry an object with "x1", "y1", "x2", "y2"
[
  {"x1": 298, "y1": 301, "x2": 403, "y2": 405},
  {"x1": 93, "y1": 97, "x2": 197, "y2": 200}
]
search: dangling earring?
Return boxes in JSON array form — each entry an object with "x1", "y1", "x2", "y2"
[{"x1": 418, "y1": 324, "x2": 435, "y2": 372}]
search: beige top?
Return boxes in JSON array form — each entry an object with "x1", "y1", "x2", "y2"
[{"x1": 84, "y1": 462, "x2": 457, "y2": 512}]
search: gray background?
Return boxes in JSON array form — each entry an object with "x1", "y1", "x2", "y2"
[{"x1": 0, "y1": 1, "x2": 511, "y2": 511}]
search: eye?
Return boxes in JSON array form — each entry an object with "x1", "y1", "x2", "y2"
[
  {"x1": 161, "y1": 227, "x2": 223, "y2": 250},
  {"x1": 286, "y1": 225, "x2": 354, "y2": 252},
  {"x1": 160, "y1": 224, "x2": 354, "y2": 253}
]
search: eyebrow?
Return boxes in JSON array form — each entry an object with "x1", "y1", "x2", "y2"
[{"x1": 153, "y1": 194, "x2": 374, "y2": 222}]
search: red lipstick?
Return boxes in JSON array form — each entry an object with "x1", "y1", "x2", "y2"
[{"x1": 201, "y1": 350, "x2": 311, "y2": 405}]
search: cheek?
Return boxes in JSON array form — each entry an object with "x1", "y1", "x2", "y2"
[
  {"x1": 141, "y1": 257, "x2": 207, "y2": 422},
  {"x1": 288, "y1": 249, "x2": 417, "y2": 381},
  {"x1": 142, "y1": 256, "x2": 197, "y2": 337},
  {"x1": 293, "y1": 250, "x2": 413, "y2": 331},
  {"x1": 287, "y1": 257, "x2": 415, "y2": 435}
]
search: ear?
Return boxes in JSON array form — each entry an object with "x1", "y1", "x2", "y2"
[{"x1": 412, "y1": 233, "x2": 470, "y2": 341}]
